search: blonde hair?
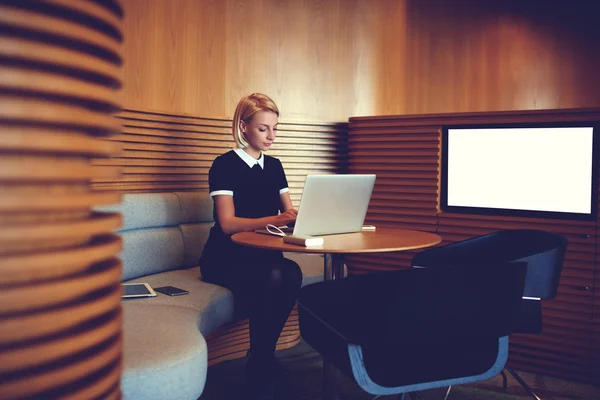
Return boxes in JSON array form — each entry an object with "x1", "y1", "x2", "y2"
[{"x1": 232, "y1": 93, "x2": 280, "y2": 148}]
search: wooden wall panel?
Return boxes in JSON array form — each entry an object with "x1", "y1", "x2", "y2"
[
  {"x1": 348, "y1": 108, "x2": 600, "y2": 384},
  {"x1": 223, "y1": 0, "x2": 378, "y2": 121},
  {"x1": 92, "y1": 108, "x2": 348, "y2": 205},
  {"x1": 377, "y1": 0, "x2": 600, "y2": 115},
  {"x1": 122, "y1": 0, "x2": 378, "y2": 121},
  {"x1": 122, "y1": 0, "x2": 227, "y2": 117},
  {"x1": 122, "y1": 0, "x2": 600, "y2": 122}
]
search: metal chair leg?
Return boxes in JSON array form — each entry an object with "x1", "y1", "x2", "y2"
[
  {"x1": 409, "y1": 392, "x2": 426, "y2": 400},
  {"x1": 505, "y1": 367, "x2": 542, "y2": 400},
  {"x1": 397, "y1": 386, "x2": 450, "y2": 400},
  {"x1": 501, "y1": 370, "x2": 508, "y2": 390},
  {"x1": 443, "y1": 386, "x2": 452, "y2": 400}
]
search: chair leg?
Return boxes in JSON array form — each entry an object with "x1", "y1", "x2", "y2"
[
  {"x1": 501, "y1": 370, "x2": 508, "y2": 390},
  {"x1": 443, "y1": 386, "x2": 452, "y2": 400},
  {"x1": 505, "y1": 367, "x2": 542, "y2": 400},
  {"x1": 397, "y1": 387, "x2": 450, "y2": 400}
]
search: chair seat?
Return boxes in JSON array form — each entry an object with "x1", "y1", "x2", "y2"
[{"x1": 298, "y1": 283, "x2": 506, "y2": 391}]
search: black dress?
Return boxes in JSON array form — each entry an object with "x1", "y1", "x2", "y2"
[
  {"x1": 199, "y1": 150, "x2": 303, "y2": 391},
  {"x1": 200, "y1": 149, "x2": 289, "y2": 274}
]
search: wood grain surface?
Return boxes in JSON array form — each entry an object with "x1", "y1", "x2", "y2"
[
  {"x1": 122, "y1": 0, "x2": 600, "y2": 120},
  {"x1": 232, "y1": 228, "x2": 442, "y2": 255}
]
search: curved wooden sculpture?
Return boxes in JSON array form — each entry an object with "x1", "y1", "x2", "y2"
[{"x1": 0, "y1": 1, "x2": 124, "y2": 399}]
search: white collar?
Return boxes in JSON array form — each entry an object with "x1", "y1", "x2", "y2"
[{"x1": 234, "y1": 148, "x2": 264, "y2": 169}]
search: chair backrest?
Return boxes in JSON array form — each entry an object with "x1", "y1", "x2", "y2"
[
  {"x1": 412, "y1": 229, "x2": 567, "y2": 299},
  {"x1": 362, "y1": 262, "x2": 527, "y2": 342}
]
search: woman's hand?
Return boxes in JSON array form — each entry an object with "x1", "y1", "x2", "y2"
[
  {"x1": 214, "y1": 194, "x2": 297, "y2": 234},
  {"x1": 275, "y1": 208, "x2": 298, "y2": 226}
]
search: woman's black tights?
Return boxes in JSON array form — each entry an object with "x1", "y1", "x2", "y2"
[
  {"x1": 203, "y1": 255, "x2": 303, "y2": 389},
  {"x1": 243, "y1": 258, "x2": 303, "y2": 358}
]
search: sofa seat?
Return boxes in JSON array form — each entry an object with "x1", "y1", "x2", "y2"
[
  {"x1": 124, "y1": 268, "x2": 235, "y2": 334},
  {"x1": 121, "y1": 304, "x2": 208, "y2": 400},
  {"x1": 121, "y1": 253, "x2": 326, "y2": 399}
]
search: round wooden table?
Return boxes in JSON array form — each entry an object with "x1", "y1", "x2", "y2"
[
  {"x1": 232, "y1": 227, "x2": 442, "y2": 278},
  {"x1": 232, "y1": 227, "x2": 442, "y2": 400}
]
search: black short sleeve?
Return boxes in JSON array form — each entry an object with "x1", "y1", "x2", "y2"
[
  {"x1": 209, "y1": 155, "x2": 234, "y2": 194},
  {"x1": 274, "y1": 158, "x2": 289, "y2": 192}
]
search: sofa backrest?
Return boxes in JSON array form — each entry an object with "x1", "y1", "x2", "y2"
[{"x1": 101, "y1": 191, "x2": 214, "y2": 281}]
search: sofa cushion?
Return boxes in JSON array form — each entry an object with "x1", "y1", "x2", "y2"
[
  {"x1": 175, "y1": 191, "x2": 213, "y2": 223},
  {"x1": 115, "y1": 192, "x2": 181, "y2": 231},
  {"x1": 121, "y1": 227, "x2": 185, "y2": 281},
  {"x1": 124, "y1": 268, "x2": 235, "y2": 335},
  {"x1": 121, "y1": 304, "x2": 207, "y2": 400},
  {"x1": 180, "y1": 223, "x2": 212, "y2": 269}
]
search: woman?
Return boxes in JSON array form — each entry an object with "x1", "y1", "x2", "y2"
[{"x1": 199, "y1": 93, "x2": 302, "y2": 399}]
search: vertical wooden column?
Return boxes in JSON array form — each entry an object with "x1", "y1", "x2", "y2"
[{"x1": 0, "y1": 1, "x2": 124, "y2": 399}]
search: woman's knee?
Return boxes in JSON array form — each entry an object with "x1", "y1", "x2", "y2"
[
  {"x1": 283, "y1": 258, "x2": 303, "y2": 287},
  {"x1": 266, "y1": 258, "x2": 302, "y2": 289}
]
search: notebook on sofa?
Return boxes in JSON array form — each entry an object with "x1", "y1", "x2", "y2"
[{"x1": 256, "y1": 174, "x2": 376, "y2": 237}]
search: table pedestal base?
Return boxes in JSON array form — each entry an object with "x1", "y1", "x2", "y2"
[{"x1": 322, "y1": 253, "x2": 344, "y2": 400}]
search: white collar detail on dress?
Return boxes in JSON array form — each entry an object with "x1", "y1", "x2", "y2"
[{"x1": 234, "y1": 148, "x2": 264, "y2": 169}]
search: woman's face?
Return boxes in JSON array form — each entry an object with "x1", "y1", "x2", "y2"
[{"x1": 241, "y1": 111, "x2": 278, "y2": 157}]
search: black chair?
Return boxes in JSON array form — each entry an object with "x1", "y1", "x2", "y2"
[
  {"x1": 411, "y1": 229, "x2": 568, "y2": 399},
  {"x1": 298, "y1": 261, "x2": 528, "y2": 399}
]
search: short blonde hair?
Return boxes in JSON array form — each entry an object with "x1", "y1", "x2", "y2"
[{"x1": 232, "y1": 93, "x2": 280, "y2": 148}]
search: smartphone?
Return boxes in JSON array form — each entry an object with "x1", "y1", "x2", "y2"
[{"x1": 154, "y1": 286, "x2": 189, "y2": 296}]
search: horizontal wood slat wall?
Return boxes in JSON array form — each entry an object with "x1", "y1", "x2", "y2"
[
  {"x1": 346, "y1": 124, "x2": 440, "y2": 274},
  {"x1": 347, "y1": 108, "x2": 600, "y2": 384},
  {"x1": 594, "y1": 186, "x2": 600, "y2": 380},
  {"x1": 92, "y1": 109, "x2": 348, "y2": 205}
]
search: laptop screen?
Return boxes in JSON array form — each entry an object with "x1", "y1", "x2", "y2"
[{"x1": 292, "y1": 174, "x2": 376, "y2": 236}]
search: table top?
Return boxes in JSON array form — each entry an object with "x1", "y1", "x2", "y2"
[{"x1": 231, "y1": 227, "x2": 442, "y2": 254}]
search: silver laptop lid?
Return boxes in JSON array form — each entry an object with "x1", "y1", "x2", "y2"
[{"x1": 293, "y1": 174, "x2": 376, "y2": 236}]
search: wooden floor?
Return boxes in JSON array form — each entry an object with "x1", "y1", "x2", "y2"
[{"x1": 199, "y1": 340, "x2": 600, "y2": 400}]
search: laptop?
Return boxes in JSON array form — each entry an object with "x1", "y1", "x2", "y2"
[{"x1": 257, "y1": 174, "x2": 376, "y2": 237}]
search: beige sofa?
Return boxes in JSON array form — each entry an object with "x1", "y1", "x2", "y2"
[{"x1": 103, "y1": 192, "x2": 324, "y2": 399}]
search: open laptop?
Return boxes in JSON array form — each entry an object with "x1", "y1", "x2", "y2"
[{"x1": 257, "y1": 174, "x2": 376, "y2": 237}]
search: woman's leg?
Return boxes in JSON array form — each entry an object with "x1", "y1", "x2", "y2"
[
  {"x1": 202, "y1": 254, "x2": 303, "y2": 397},
  {"x1": 237, "y1": 257, "x2": 303, "y2": 397},
  {"x1": 246, "y1": 257, "x2": 303, "y2": 358}
]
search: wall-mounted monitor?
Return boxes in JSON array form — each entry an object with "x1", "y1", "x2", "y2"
[{"x1": 441, "y1": 123, "x2": 599, "y2": 221}]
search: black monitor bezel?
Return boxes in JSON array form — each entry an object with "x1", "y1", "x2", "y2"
[{"x1": 440, "y1": 121, "x2": 600, "y2": 221}]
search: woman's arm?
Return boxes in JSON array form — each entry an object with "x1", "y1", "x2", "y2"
[
  {"x1": 214, "y1": 195, "x2": 297, "y2": 235},
  {"x1": 280, "y1": 191, "x2": 295, "y2": 212}
]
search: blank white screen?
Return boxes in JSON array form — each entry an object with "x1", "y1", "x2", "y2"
[{"x1": 446, "y1": 127, "x2": 594, "y2": 215}]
